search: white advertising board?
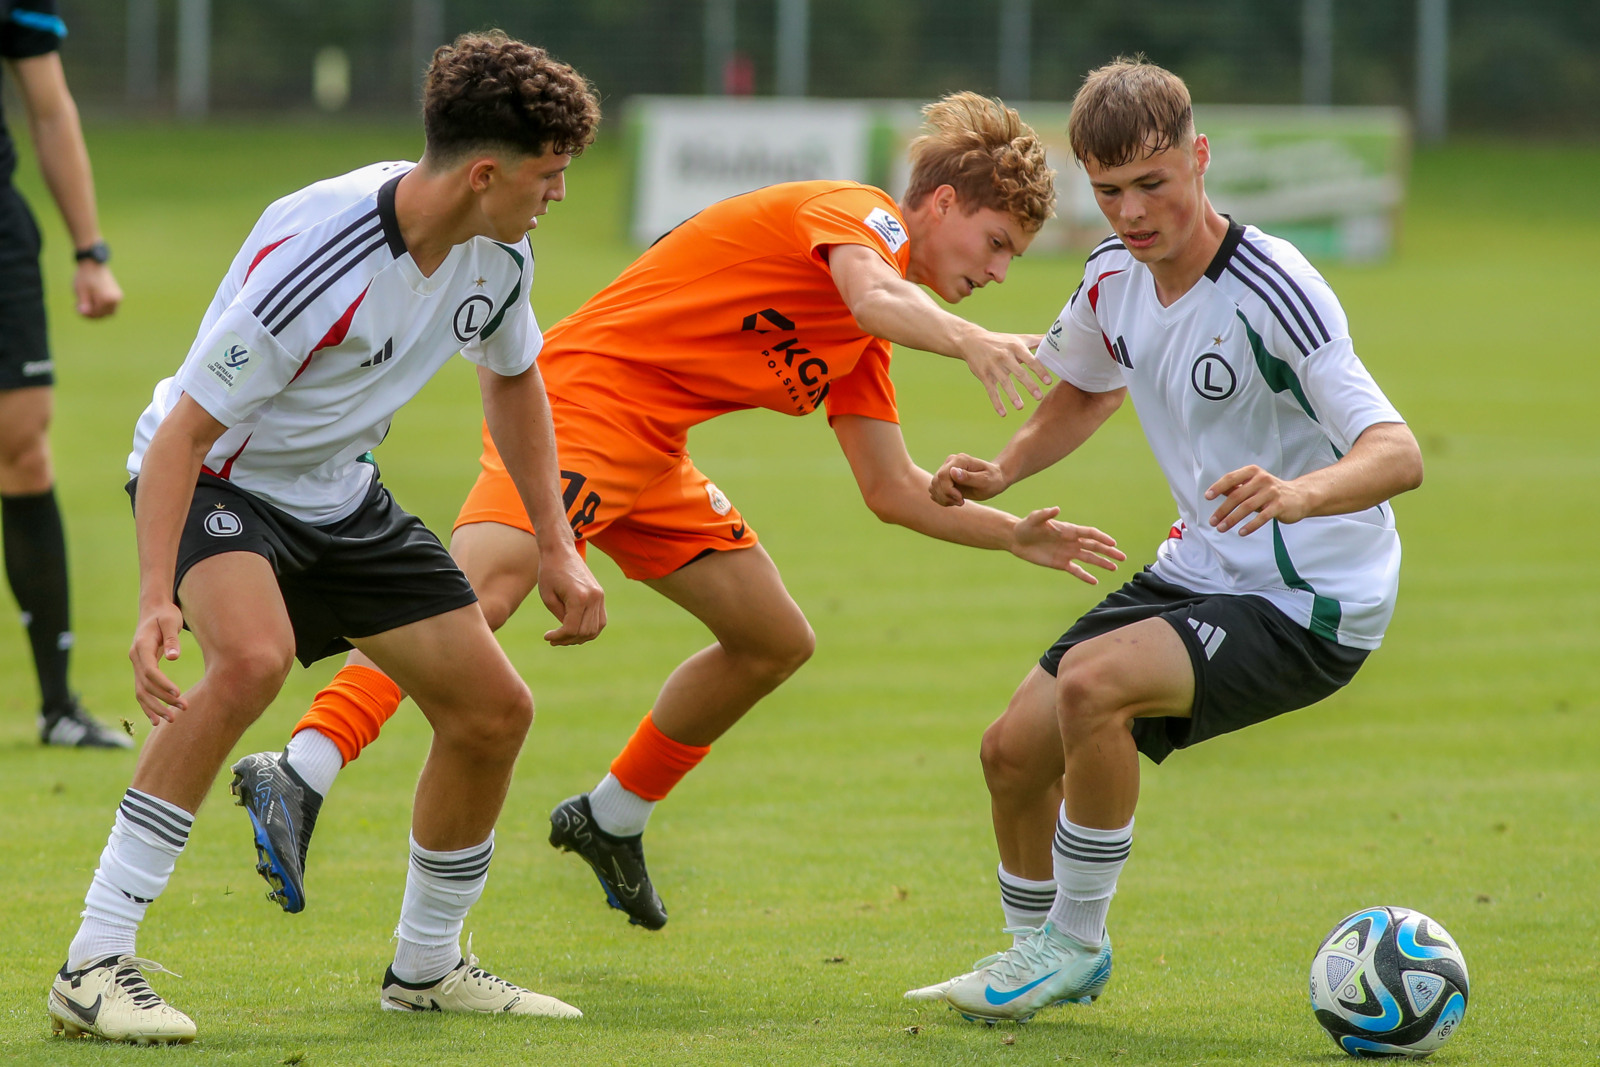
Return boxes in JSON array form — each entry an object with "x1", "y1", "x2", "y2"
[
  {"x1": 628, "y1": 96, "x2": 874, "y2": 246},
  {"x1": 629, "y1": 98, "x2": 1409, "y2": 261}
]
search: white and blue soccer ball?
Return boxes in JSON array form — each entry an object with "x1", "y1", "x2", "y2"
[{"x1": 1309, "y1": 906, "x2": 1469, "y2": 1058}]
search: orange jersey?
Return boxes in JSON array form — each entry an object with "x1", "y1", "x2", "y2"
[{"x1": 537, "y1": 180, "x2": 909, "y2": 451}]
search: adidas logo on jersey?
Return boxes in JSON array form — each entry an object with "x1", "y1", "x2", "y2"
[{"x1": 359, "y1": 338, "x2": 394, "y2": 367}]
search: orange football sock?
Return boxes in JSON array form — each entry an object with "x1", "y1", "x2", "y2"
[
  {"x1": 293, "y1": 663, "x2": 405, "y2": 766},
  {"x1": 608, "y1": 712, "x2": 711, "y2": 802}
]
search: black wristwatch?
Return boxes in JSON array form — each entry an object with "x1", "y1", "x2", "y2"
[{"x1": 74, "y1": 240, "x2": 111, "y2": 265}]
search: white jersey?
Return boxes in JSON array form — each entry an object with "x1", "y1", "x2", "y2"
[
  {"x1": 129, "y1": 161, "x2": 541, "y2": 524},
  {"x1": 1038, "y1": 220, "x2": 1405, "y2": 649}
]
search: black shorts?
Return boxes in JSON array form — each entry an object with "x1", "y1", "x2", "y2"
[
  {"x1": 0, "y1": 184, "x2": 50, "y2": 391},
  {"x1": 126, "y1": 472, "x2": 477, "y2": 666},
  {"x1": 1039, "y1": 569, "x2": 1369, "y2": 764}
]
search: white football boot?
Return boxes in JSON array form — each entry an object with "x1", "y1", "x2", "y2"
[
  {"x1": 944, "y1": 922, "x2": 1112, "y2": 1024},
  {"x1": 904, "y1": 926, "x2": 1042, "y2": 1002},
  {"x1": 380, "y1": 936, "x2": 581, "y2": 1018},
  {"x1": 48, "y1": 955, "x2": 196, "y2": 1044}
]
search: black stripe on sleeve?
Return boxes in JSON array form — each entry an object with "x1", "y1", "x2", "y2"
[
  {"x1": 1084, "y1": 235, "x2": 1126, "y2": 265},
  {"x1": 1224, "y1": 265, "x2": 1313, "y2": 357},
  {"x1": 269, "y1": 237, "x2": 386, "y2": 338},
  {"x1": 251, "y1": 210, "x2": 380, "y2": 322},
  {"x1": 1231, "y1": 251, "x2": 1320, "y2": 353},
  {"x1": 260, "y1": 221, "x2": 382, "y2": 331},
  {"x1": 1237, "y1": 237, "x2": 1331, "y2": 345}
]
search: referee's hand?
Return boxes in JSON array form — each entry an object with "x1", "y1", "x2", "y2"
[{"x1": 74, "y1": 261, "x2": 122, "y2": 318}]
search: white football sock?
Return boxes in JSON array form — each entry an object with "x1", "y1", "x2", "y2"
[
  {"x1": 68, "y1": 790, "x2": 193, "y2": 969},
  {"x1": 588, "y1": 772, "x2": 654, "y2": 837},
  {"x1": 997, "y1": 864, "x2": 1055, "y2": 944},
  {"x1": 284, "y1": 728, "x2": 343, "y2": 798},
  {"x1": 392, "y1": 832, "x2": 493, "y2": 984},
  {"x1": 1046, "y1": 807, "x2": 1133, "y2": 948}
]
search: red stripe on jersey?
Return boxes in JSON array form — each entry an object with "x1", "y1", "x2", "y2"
[
  {"x1": 246, "y1": 236, "x2": 294, "y2": 278},
  {"x1": 1168, "y1": 521, "x2": 1186, "y2": 540},
  {"x1": 287, "y1": 285, "x2": 370, "y2": 386},
  {"x1": 1086, "y1": 269, "x2": 1126, "y2": 363},
  {"x1": 202, "y1": 434, "x2": 253, "y2": 480},
  {"x1": 1084, "y1": 269, "x2": 1125, "y2": 313},
  {"x1": 311, "y1": 285, "x2": 368, "y2": 354}
]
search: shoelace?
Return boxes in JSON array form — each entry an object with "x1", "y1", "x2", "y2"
[
  {"x1": 439, "y1": 935, "x2": 520, "y2": 995},
  {"x1": 986, "y1": 926, "x2": 1067, "y2": 985},
  {"x1": 112, "y1": 958, "x2": 181, "y2": 1010}
]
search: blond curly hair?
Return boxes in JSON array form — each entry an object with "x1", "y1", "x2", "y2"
[{"x1": 903, "y1": 92, "x2": 1055, "y2": 233}]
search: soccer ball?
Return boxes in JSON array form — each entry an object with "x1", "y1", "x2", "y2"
[{"x1": 1309, "y1": 906, "x2": 1469, "y2": 1058}]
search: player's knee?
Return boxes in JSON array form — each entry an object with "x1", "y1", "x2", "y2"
[
  {"x1": 727, "y1": 613, "x2": 813, "y2": 683},
  {"x1": 488, "y1": 679, "x2": 534, "y2": 748},
  {"x1": 207, "y1": 643, "x2": 294, "y2": 713},
  {"x1": 476, "y1": 590, "x2": 516, "y2": 632},
  {"x1": 0, "y1": 431, "x2": 51, "y2": 489},
  {"x1": 1055, "y1": 658, "x2": 1126, "y2": 741},
  {"x1": 765, "y1": 616, "x2": 815, "y2": 681},
  {"x1": 980, "y1": 715, "x2": 1059, "y2": 796},
  {"x1": 438, "y1": 674, "x2": 532, "y2": 755}
]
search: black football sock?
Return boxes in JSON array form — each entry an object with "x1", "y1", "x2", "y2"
[{"x1": 2, "y1": 489, "x2": 73, "y2": 711}]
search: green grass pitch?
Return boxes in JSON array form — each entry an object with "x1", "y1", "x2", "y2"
[{"x1": 0, "y1": 122, "x2": 1595, "y2": 1064}]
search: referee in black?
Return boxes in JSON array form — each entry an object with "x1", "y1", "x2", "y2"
[{"x1": 0, "y1": 0, "x2": 126, "y2": 747}]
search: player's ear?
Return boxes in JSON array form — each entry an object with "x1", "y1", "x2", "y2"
[
  {"x1": 466, "y1": 158, "x2": 498, "y2": 193},
  {"x1": 932, "y1": 184, "x2": 958, "y2": 219},
  {"x1": 1192, "y1": 133, "x2": 1211, "y2": 178}
]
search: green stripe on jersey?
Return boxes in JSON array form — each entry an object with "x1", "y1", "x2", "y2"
[
  {"x1": 1236, "y1": 311, "x2": 1316, "y2": 420},
  {"x1": 1271, "y1": 520, "x2": 1342, "y2": 641},
  {"x1": 491, "y1": 242, "x2": 525, "y2": 270},
  {"x1": 479, "y1": 243, "x2": 526, "y2": 342}
]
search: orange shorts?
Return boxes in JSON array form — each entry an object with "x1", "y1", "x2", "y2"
[{"x1": 454, "y1": 403, "x2": 757, "y2": 581}]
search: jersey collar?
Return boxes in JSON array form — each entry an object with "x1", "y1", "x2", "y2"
[
  {"x1": 377, "y1": 174, "x2": 408, "y2": 258},
  {"x1": 1203, "y1": 215, "x2": 1247, "y2": 283}
]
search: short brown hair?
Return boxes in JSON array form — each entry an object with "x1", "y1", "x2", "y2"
[
  {"x1": 903, "y1": 92, "x2": 1055, "y2": 233},
  {"x1": 423, "y1": 31, "x2": 600, "y2": 163},
  {"x1": 1068, "y1": 56, "x2": 1193, "y2": 168}
]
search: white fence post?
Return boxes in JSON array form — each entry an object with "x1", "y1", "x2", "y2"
[
  {"x1": 176, "y1": 0, "x2": 210, "y2": 119},
  {"x1": 775, "y1": 0, "x2": 809, "y2": 98},
  {"x1": 998, "y1": 0, "x2": 1031, "y2": 103},
  {"x1": 1302, "y1": 0, "x2": 1333, "y2": 107},
  {"x1": 1416, "y1": 0, "x2": 1449, "y2": 142}
]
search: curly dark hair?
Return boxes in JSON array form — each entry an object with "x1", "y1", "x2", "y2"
[{"x1": 423, "y1": 31, "x2": 600, "y2": 162}]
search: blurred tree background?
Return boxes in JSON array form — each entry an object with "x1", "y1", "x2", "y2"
[{"x1": 42, "y1": 0, "x2": 1600, "y2": 135}]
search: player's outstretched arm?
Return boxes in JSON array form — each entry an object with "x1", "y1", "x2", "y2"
[
  {"x1": 833, "y1": 414, "x2": 1123, "y2": 584},
  {"x1": 129, "y1": 395, "x2": 228, "y2": 723},
  {"x1": 1206, "y1": 421, "x2": 1423, "y2": 536},
  {"x1": 930, "y1": 381, "x2": 1126, "y2": 507},
  {"x1": 477, "y1": 363, "x2": 606, "y2": 645},
  {"x1": 829, "y1": 243, "x2": 1049, "y2": 415},
  {"x1": 10, "y1": 52, "x2": 121, "y2": 319}
]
